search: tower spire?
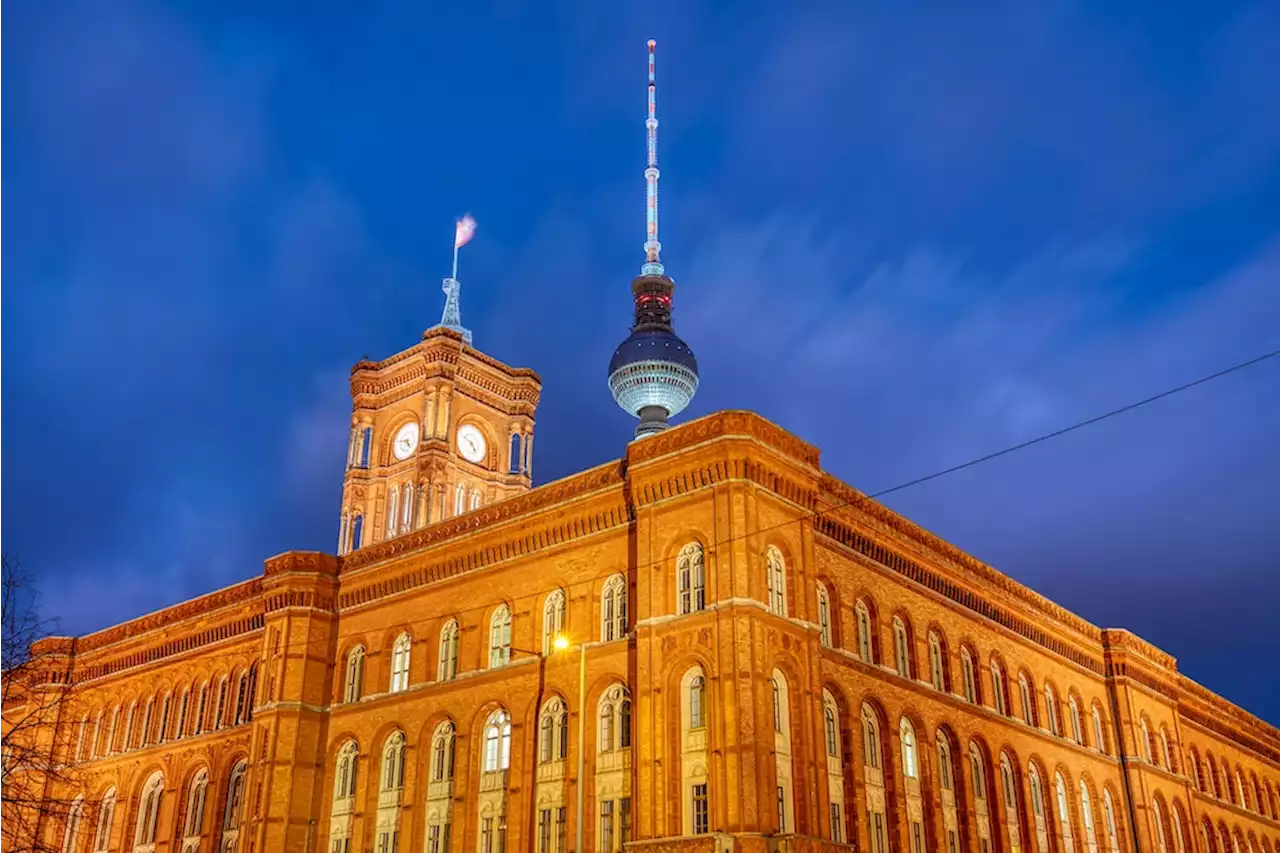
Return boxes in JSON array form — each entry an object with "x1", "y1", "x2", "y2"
[
  {"x1": 642, "y1": 39, "x2": 663, "y2": 277},
  {"x1": 431, "y1": 215, "x2": 477, "y2": 346}
]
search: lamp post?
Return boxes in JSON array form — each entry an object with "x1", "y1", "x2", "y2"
[{"x1": 551, "y1": 635, "x2": 587, "y2": 853}]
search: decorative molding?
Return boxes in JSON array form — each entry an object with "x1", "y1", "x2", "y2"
[
  {"x1": 75, "y1": 579, "x2": 264, "y2": 654},
  {"x1": 264, "y1": 551, "x2": 339, "y2": 577},
  {"x1": 627, "y1": 410, "x2": 821, "y2": 470}
]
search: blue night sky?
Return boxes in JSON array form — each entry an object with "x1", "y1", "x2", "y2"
[{"x1": 4, "y1": 2, "x2": 1278, "y2": 721}]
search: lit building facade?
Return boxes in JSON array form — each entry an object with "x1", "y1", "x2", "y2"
[{"x1": 7, "y1": 328, "x2": 1280, "y2": 853}]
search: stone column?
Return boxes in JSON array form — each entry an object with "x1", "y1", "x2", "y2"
[
  {"x1": 525, "y1": 433, "x2": 534, "y2": 479},
  {"x1": 423, "y1": 387, "x2": 437, "y2": 439},
  {"x1": 417, "y1": 480, "x2": 430, "y2": 528},
  {"x1": 437, "y1": 386, "x2": 453, "y2": 439}
]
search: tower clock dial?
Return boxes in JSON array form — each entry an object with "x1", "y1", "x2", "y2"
[
  {"x1": 392, "y1": 422, "x2": 419, "y2": 460},
  {"x1": 456, "y1": 424, "x2": 487, "y2": 464}
]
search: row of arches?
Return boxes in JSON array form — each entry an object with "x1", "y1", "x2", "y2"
[
  {"x1": 61, "y1": 760, "x2": 247, "y2": 853},
  {"x1": 1183, "y1": 740, "x2": 1279, "y2": 821},
  {"x1": 72, "y1": 664, "x2": 258, "y2": 765},
  {"x1": 338, "y1": 579, "x2": 629, "y2": 704}
]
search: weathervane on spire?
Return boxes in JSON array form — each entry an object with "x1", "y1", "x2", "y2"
[{"x1": 433, "y1": 214, "x2": 477, "y2": 346}]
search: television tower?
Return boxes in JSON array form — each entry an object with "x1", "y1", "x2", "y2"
[{"x1": 608, "y1": 40, "x2": 699, "y2": 438}]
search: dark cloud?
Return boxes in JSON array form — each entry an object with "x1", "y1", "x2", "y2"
[{"x1": 3, "y1": 0, "x2": 1277, "y2": 725}]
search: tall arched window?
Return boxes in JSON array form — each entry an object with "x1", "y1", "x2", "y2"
[
  {"x1": 1045, "y1": 685, "x2": 1061, "y2": 737},
  {"x1": 1159, "y1": 727, "x2": 1172, "y2": 770},
  {"x1": 469, "y1": 489, "x2": 482, "y2": 511},
  {"x1": 133, "y1": 771, "x2": 165, "y2": 852},
  {"x1": 771, "y1": 670, "x2": 795, "y2": 834},
  {"x1": 824, "y1": 692, "x2": 846, "y2": 842},
  {"x1": 900, "y1": 717, "x2": 919, "y2": 778},
  {"x1": 861, "y1": 707, "x2": 882, "y2": 771},
  {"x1": 1102, "y1": 790, "x2": 1121, "y2": 853},
  {"x1": 677, "y1": 543, "x2": 706, "y2": 615},
  {"x1": 141, "y1": 697, "x2": 154, "y2": 746},
  {"x1": 765, "y1": 546, "x2": 787, "y2": 616},
  {"x1": 892, "y1": 617, "x2": 911, "y2": 677},
  {"x1": 453, "y1": 483, "x2": 466, "y2": 516},
  {"x1": 482, "y1": 709, "x2": 512, "y2": 773},
  {"x1": 542, "y1": 590, "x2": 566, "y2": 654},
  {"x1": 689, "y1": 676, "x2": 706, "y2": 730},
  {"x1": 220, "y1": 760, "x2": 247, "y2": 853},
  {"x1": 1080, "y1": 782, "x2": 1099, "y2": 853},
  {"x1": 63, "y1": 795, "x2": 85, "y2": 853},
  {"x1": 93, "y1": 788, "x2": 117, "y2": 853},
  {"x1": 488, "y1": 605, "x2": 512, "y2": 668},
  {"x1": 1092, "y1": 706, "x2": 1106, "y2": 755},
  {"x1": 1029, "y1": 763, "x2": 1050, "y2": 853},
  {"x1": 1020, "y1": 674, "x2": 1035, "y2": 726},
  {"x1": 1001, "y1": 753, "x2": 1022, "y2": 853},
  {"x1": 389, "y1": 632, "x2": 411, "y2": 693},
  {"x1": 344, "y1": 646, "x2": 365, "y2": 703},
  {"x1": 158, "y1": 693, "x2": 172, "y2": 743},
  {"x1": 437, "y1": 621, "x2": 459, "y2": 681},
  {"x1": 334, "y1": 740, "x2": 359, "y2": 806},
  {"x1": 961, "y1": 648, "x2": 978, "y2": 704},
  {"x1": 430, "y1": 722, "x2": 456, "y2": 783},
  {"x1": 1138, "y1": 717, "x2": 1152, "y2": 762},
  {"x1": 771, "y1": 678, "x2": 782, "y2": 732},
  {"x1": 1152, "y1": 800, "x2": 1168, "y2": 853},
  {"x1": 351, "y1": 514, "x2": 364, "y2": 550},
  {"x1": 386, "y1": 486, "x2": 399, "y2": 538},
  {"x1": 401, "y1": 482, "x2": 414, "y2": 533},
  {"x1": 855, "y1": 600, "x2": 874, "y2": 663},
  {"x1": 598, "y1": 684, "x2": 631, "y2": 752},
  {"x1": 601, "y1": 575, "x2": 627, "y2": 642},
  {"x1": 816, "y1": 583, "x2": 832, "y2": 648},
  {"x1": 990, "y1": 661, "x2": 1008, "y2": 716},
  {"x1": 1169, "y1": 803, "x2": 1186, "y2": 853},
  {"x1": 181, "y1": 769, "x2": 209, "y2": 853},
  {"x1": 1069, "y1": 696, "x2": 1084, "y2": 744},
  {"x1": 1055, "y1": 772, "x2": 1076, "y2": 853},
  {"x1": 381, "y1": 732, "x2": 406, "y2": 792},
  {"x1": 937, "y1": 733, "x2": 960, "y2": 853},
  {"x1": 862, "y1": 706, "x2": 889, "y2": 853},
  {"x1": 824, "y1": 702, "x2": 840, "y2": 757},
  {"x1": 928, "y1": 631, "x2": 946, "y2": 691},
  {"x1": 539, "y1": 698, "x2": 568, "y2": 764}
]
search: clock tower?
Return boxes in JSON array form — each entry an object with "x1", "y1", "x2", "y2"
[{"x1": 336, "y1": 326, "x2": 541, "y2": 555}]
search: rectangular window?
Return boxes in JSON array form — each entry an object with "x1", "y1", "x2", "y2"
[
  {"x1": 692, "y1": 784, "x2": 709, "y2": 835},
  {"x1": 870, "y1": 811, "x2": 887, "y2": 853},
  {"x1": 620, "y1": 798, "x2": 631, "y2": 845},
  {"x1": 443, "y1": 820, "x2": 452, "y2": 853},
  {"x1": 555, "y1": 808, "x2": 567, "y2": 853},
  {"x1": 911, "y1": 821, "x2": 925, "y2": 853},
  {"x1": 777, "y1": 786, "x2": 786, "y2": 832},
  {"x1": 948, "y1": 830, "x2": 960, "y2": 853},
  {"x1": 482, "y1": 817, "x2": 493, "y2": 853},
  {"x1": 830, "y1": 803, "x2": 842, "y2": 842},
  {"x1": 600, "y1": 800, "x2": 615, "y2": 853},
  {"x1": 538, "y1": 809, "x2": 551, "y2": 853},
  {"x1": 377, "y1": 832, "x2": 389, "y2": 853},
  {"x1": 428, "y1": 826, "x2": 440, "y2": 853}
]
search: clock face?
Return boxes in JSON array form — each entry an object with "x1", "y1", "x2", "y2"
[
  {"x1": 392, "y1": 422, "x2": 419, "y2": 461},
  {"x1": 456, "y1": 424, "x2": 487, "y2": 464}
]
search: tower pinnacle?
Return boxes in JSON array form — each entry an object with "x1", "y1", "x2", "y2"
[
  {"x1": 430, "y1": 215, "x2": 478, "y2": 346},
  {"x1": 608, "y1": 40, "x2": 699, "y2": 438}
]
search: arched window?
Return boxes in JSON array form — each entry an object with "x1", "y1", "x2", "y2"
[
  {"x1": 1029, "y1": 763, "x2": 1050, "y2": 853},
  {"x1": 1138, "y1": 717, "x2": 1152, "y2": 762},
  {"x1": 220, "y1": 760, "x2": 247, "y2": 853},
  {"x1": 861, "y1": 706, "x2": 882, "y2": 770},
  {"x1": 1170, "y1": 803, "x2": 1186, "y2": 853},
  {"x1": 175, "y1": 689, "x2": 190, "y2": 740},
  {"x1": 900, "y1": 717, "x2": 918, "y2": 778},
  {"x1": 389, "y1": 632, "x2": 411, "y2": 693},
  {"x1": 1092, "y1": 705, "x2": 1106, "y2": 755},
  {"x1": 892, "y1": 617, "x2": 911, "y2": 677},
  {"x1": 158, "y1": 693, "x2": 172, "y2": 743},
  {"x1": 677, "y1": 543, "x2": 706, "y2": 615},
  {"x1": 488, "y1": 605, "x2": 512, "y2": 668},
  {"x1": 765, "y1": 546, "x2": 787, "y2": 616},
  {"x1": 1080, "y1": 781, "x2": 1099, "y2": 853},
  {"x1": 1234, "y1": 770, "x2": 1246, "y2": 808},
  {"x1": 990, "y1": 660, "x2": 1008, "y2": 716},
  {"x1": 359, "y1": 427, "x2": 372, "y2": 468},
  {"x1": 771, "y1": 678, "x2": 783, "y2": 732},
  {"x1": 928, "y1": 631, "x2": 945, "y2": 691},
  {"x1": 824, "y1": 692, "x2": 847, "y2": 842},
  {"x1": 509, "y1": 433, "x2": 522, "y2": 474},
  {"x1": 961, "y1": 648, "x2": 978, "y2": 704},
  {"x1": 344, "y1": 646, "x2": 365, "y2": 703},
  {"x1": 75, "y1": 715, "x2": 89, "y2": 762},
  {"x1": 1055, "y1": 772, "x2": 1076, "y2": 853},
  {"x1": 1069, "y1": 695, "x2": 1083, "y2": 744},
  {"x1": 937, "y1": 733, "x2": 960, "y2": 853},
  {"x1": 386, "y1": 486, "x2": 399, "y2": 538},
  {"x1": 453, "y1": 483, "x2": 466, "y2": 516},
  {"x1": 539, "y1": 698, "x2": 568, "y2": 764},
  {"x1": 469, "y1": 489, "x2": 482, "y2": 511},
  {"x1": 601, "y1": 575, "x2": 627, "y2": 642},
  {"x1": 430, "y1": 722, "x2": 456, "y2": 783},
  {"x1": 351, "y1": 514, "x2": 364, "y2": 550},
  {"x1": 1160, "y1": 728, "x2": 1173, "y2": 771},
  {"x1": 598, "y1": 684, "x2": 632, "y2": 752},
  {"x1": 855, "y1": 600, "x2": 874, "y2": 663},
  {"x1": 1153, "y1": 800, "x2": 1168, "y2": 853},
  {"x1": 937, "y1": 734, "x2": 954, "y2": 792},
  {"x1": 93, "y1": 788, "x2": 117, "y2": 853},
  {"x1": 1045, "y1": 685, "x2": 1061, "y2": 736},
  {"x1": 381, "y1": 732, "x2": 406, "y2": 791},
  {"x1": 1001, "y1": 753, "x2": 1022, "y2": 853},
  {"x1": 133, "y1": 771, "x2": 165, "y2": 851},
  {"x1": 1103, "y1": 790, "x2": 1121, "y2": 853},
  {"x1": 689, "y1": 676, "x2": 706, "y2": 730},
  {"x1": 401, "y1": 482, "x2": 414, "y2": 533},
  {"x1": 181, "y1": 770, "x2": 209, "y2": 851},
  {"x1": 141, "y1": 697, "x2": 154, "y2": 745},
  {"x1": 1020, "y1": 674, "x2": 1036, "y2": 726},
  {"x1": 63, "y1": 795, "x2": 85, "y2": 853},
  {"x1": 334, "y1": 740, "x2": 359, "y2": 803},
  {"x1": 542, "y1": 590, "x2": 566, "y2": 654},
  {"x1": 437, "y1": 621, "x2": 459, "y2": 681},
  {"x1": 824, "y1": 703, "x2": 840, "y2": 757},
  {"x1": 969, "y1": 743, "x2": 988, "y2": 807},
  {"x1": 816, "y1": 583, "x2": 832, "y2": 648},
  {"x1": 482, "y1": 709, "x2": 512, "y2": 773}
]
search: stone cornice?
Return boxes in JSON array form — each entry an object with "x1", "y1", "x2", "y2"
[
  {"x1": 1100, "y1": 628, "x2": 1177, "y2": 671},
  {"x1": 1177, "y1": 674, "x2": 1280, "y2": 759},
  {"x1": 627, "y1": 411, "x2": 821, "y2": 471},
  {"x1": 73, "y1": 578, "x2": 264, "y2": 656},
  {"x1": 350, "y1": 329, "x2": 541, "y2": 407}
]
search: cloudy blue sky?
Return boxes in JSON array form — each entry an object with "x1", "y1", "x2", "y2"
[{"x1": 4, "y1": 1, "x2": 1278, "y2": 721}]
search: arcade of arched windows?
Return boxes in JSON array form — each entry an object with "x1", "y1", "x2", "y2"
[{"x1": 69, "y1": 660, "x2": 260, "y2": 766}]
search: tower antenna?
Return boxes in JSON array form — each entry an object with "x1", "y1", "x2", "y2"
[{"x1": 642, "y1": 39, "x2": 663, "y2": 277}]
